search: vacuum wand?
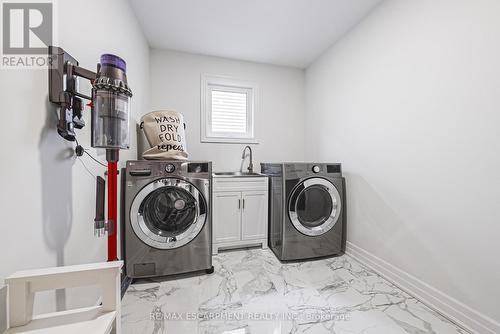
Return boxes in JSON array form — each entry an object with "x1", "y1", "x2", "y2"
[{"x1": 107, "y1": 155, "x2": 119, "y2": 261}]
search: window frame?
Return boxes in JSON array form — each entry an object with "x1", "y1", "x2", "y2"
[{"x1": 201, "y1": 74, "x2": 259, "y2": 144}]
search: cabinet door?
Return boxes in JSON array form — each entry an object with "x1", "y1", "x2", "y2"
[
  {"x1": 241, "y1": 191, "x2": 268, "y2": 241},
  {"x1": 213, "y1": 192, "x2": 241, "y2": 243}
]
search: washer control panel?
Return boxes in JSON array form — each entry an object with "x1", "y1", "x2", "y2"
[{"x1": 127, "y1": 160, "x2": 212, "y2": 179}]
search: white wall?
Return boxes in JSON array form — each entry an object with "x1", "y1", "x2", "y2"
[
  {"x1": 148, "y1": 49, "x2": 305, "y2": 171},
  {"x1": 305, "y1": 0, "x2": 500, "y2": 328},
  {"x1": 0, "y1": 0, "x2": 149, "y2": 313}
]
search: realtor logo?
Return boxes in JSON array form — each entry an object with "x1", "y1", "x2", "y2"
[{"x1": 1, "y1": 0, "x2": 55, "y2": 68}]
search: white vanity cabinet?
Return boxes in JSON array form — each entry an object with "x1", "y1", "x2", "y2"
[{"x1": 212, "y1": 175, "x2": 268, "y2": 254}]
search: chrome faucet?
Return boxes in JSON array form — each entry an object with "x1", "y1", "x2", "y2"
[{"x1": 241, "y1": 146, "x2": 253, "y2": 173}]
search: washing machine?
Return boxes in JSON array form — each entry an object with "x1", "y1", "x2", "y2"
[
  {"x1": 121, "y1": 160, "x2": 213, "y2": 278},
  {"x1": 260, "y1": 163, "x2": 346, "y2": 261}
]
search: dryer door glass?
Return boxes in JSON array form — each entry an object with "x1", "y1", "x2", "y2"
[
  {"x1": 288, "y1": 178, "x2": 341, "y2": 236},
  {"x1": 130, "y1": 178, "x2": 207, "y2": 249},
  {"x1": 295, "y1": 185, "x2": 333, "y2": 228}
]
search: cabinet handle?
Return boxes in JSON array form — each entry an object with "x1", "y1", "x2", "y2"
[
  {"x1": 238, "y1": 199, "x2": 241, "y2": 209},
  {"x1": 242, "y1": 199, "x2": 245, "y2": 209}
]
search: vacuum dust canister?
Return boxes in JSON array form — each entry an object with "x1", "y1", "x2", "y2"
[{"x1": 91, "y1": 54, "x2": 133, "y2": 150}]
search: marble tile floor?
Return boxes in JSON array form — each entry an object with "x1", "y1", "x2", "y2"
[{"x1": 122, "y1": 249, "x2": 468, "y2": 334}]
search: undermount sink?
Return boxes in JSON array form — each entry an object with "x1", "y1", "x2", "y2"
[{"x1": 213, "y1": 171, "x2": 266, "y2": 177}]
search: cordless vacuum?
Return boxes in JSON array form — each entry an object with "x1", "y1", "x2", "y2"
[{"x1": 48, "y1": 46, "x2": 132, "y2": 261}]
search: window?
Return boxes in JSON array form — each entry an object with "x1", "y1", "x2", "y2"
[{"x1": 201, "y1": 74, "x2": 258, "y2": 143}]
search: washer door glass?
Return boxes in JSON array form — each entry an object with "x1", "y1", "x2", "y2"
[
  {"x1": 288, "y1": 178, "x2": 341, "y2": 236},
  {"x1": 140, "y1": 186, "x2": 197, "y2": 237},
  {"x1": 130, "y1": 178, "x2": 207, "y2": 249}
]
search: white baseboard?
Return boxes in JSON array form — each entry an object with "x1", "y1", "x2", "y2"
[{"x1": 346, "y1": 241, "x2": 500, "y2": 334}]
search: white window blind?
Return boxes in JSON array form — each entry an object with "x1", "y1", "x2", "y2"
[
  {"x1": 202, "y1": 75, "x2": 258, "y2": 143},
  {"x1": 211, "y1": 89, "x2": 247, "y2": 133}
]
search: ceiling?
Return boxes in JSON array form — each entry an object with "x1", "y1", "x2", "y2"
[{"x1": 129, "y1": 0, "x2": 382, "y2": 68}]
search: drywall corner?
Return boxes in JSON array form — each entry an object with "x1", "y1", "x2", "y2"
[{"x1": 0, "y1": 286, "x2": 7, "y2": 333}]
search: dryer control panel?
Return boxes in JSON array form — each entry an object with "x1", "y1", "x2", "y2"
[{"x1": 283, "y1": 163, "x2": 342, "y2": 177}]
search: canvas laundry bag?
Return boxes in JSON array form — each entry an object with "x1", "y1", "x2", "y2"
[{"x1": 140, "y1": 110, "x2": 189, "y2": 160}]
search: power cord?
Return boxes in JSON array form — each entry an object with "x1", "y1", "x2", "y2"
[
  {"x1": 76, "y1": 156, "x2": 97, "y2": 180},
  {"x1": 75, "y1": 138, "x2": 108, "y2": 168},
  {"x1": 83, "y1": 150, "x2": 107, "y2": 168}
]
